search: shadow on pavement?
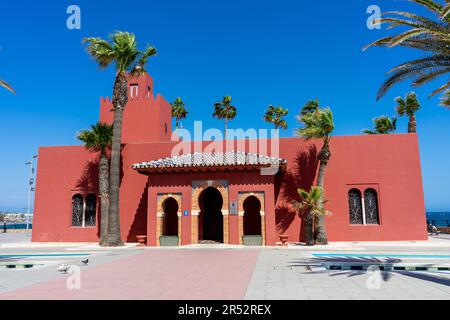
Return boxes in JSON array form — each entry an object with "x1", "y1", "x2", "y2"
[{"x1": 288, "y1": 256, "x2": 450, "y2": 286}]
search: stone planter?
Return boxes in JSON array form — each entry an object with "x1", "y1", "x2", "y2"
[
  {"x1": 159, "y1": 236, "x2": 179, "y2": 246},
  {"x1": 279, "y1": 234, "x2": 288, "y2": 245},
  {"x1": 242, "y1": 235, "x2": 263, "y2": 246},
  {"x1": 136, "y1": 235, "x2": 147, "y2": 246}
]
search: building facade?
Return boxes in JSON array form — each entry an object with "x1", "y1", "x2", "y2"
[{"x1": 31, "y1": 74, "x2": 428, "y2": 245}]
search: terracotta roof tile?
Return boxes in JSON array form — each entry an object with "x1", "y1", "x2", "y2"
[{"x1": 132, "y1": 151, "x2": 287, "y2": 171}]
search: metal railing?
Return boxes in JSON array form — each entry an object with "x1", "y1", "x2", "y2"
[{"x1": 429, "y1": 220, "x2": 450, "y2": 228}]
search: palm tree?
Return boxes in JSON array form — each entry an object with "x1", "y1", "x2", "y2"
[
  {"x1": 364, "y1": 0, "x2": 450, "y2": 106},
  {"x1": 78, "y1": 122, "x2": 113, "y2": 246},
  {"x1": 83, "y1": 31, "x2": 157, "y2": 246},
  {"x1": 296, "y1": 99, "x2": 335, "y2": 245},
  {"x1": 363, "y1": 116, "x2": 397, "y2": 135},
  {"x1": 171, "y1": 97, "x2": 188, "y2": 129},
  {"x1": 0, "y1": 78, "x2": 15, "y2": 94},
  {"x1": 213, "y1": 95, "x2": 237, "y2": 137},
  {"x1": 291, "y1": 187, "x2": 328, "y2": 246},
  {"x1": 263, "y1": 105, "x2": 288, "y2": 130},
  {"x1": 395, "y1": 92, "x2": 421, "y2": 133}
]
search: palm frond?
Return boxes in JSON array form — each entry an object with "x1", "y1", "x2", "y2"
[
  {"x1": 396, "y1": 92, "x2": 420, "y2": 117},
  {"x1": 389, "y1": 29, "x2": 430, "y2": 47},
  {"x1": 0, "y1": 79, "x2": 15, "y2": 94},
  {"x1": 296, "y1": 101, "x2": 334, "y2": 140},
  {"x1": 442, "y1": 3, "x2": 450, "y2": 19},
  {"x1": 429, "y1": 81, "x2": 450, "y2": 97},
  {"x1": 78, "y1": 122, "x2": 113, "y2": 153},
  {"x1": 410, "y1": 0, "x2": 444, "y2": 14},
  {"x1": 300, "y1": 99, "x2": 319, "y2": 116},
  {"x1": 292, "y1": 187, "x2": 329, "y2": 219},
  {"x1": 364, "y1": 1, "x2": 450, "y2": 103},
  {"x1": 213, "y1": 96, "x2": 237, "y2": 120},
  {"x1": 440, "y1": 90, "x2": 450, "y2": 107},
  {"x1": 377, "y1": 55, "x2": 450, "y2": 99},
  {"x1": 263, "y1": 105, "x2": 289, "y2": 129},
  {"x1": 364, "y1": 116, "x2": 397, "y2": 134},
  {"x1": 82, "y1": 37, "x2": 115, "y2": 69},
  {"x1": 131, "y1": 45, "x2": 157, "y2": 76},
  {"x1": 413, "y1": 67, "x2": 450, "y2": 86}
]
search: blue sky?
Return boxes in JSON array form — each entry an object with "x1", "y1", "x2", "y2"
[{"x1": 0, "y1": 0, "x2": 449, "y2": 212}]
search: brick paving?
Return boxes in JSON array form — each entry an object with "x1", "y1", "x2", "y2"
[{"x1": 0, "y1": 249, "x2": 259, "y2": 300}]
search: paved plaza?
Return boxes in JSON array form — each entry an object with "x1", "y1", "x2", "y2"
[{"x1": 0, "y1": 234, "x2": 450, "y2": 300}]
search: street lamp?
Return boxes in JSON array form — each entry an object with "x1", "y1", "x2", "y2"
[{"x1": 25, "y1": 155, "x2": 38, "y2": 231}]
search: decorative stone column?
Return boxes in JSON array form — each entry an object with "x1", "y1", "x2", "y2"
[
  {"x1": 238, "y1": 211, "x2": 244, "y2": 245},
  {"x1": 191, "y1": 209, "x2": 200, "y2": 244},
  {"x1": 223, "y1": 209, "x2": 229, "y2": 244},
  {"x1": 178, "y1": 212, "x2": 182, "y2": 246},
  {"x1": 156, "y1": 212, "x2": 164, "y2": 246},
  {"x1": 260, "y1": 210, "x2": 266, "y2": 245}
]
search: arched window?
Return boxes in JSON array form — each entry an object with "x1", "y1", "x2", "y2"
[
  {"x1": 130, "y1": 83, "x2": 139, "y2": 98},
  {"x1": 364, "y1": 189, "x2": 380, "y2": 225},
  {"x1": 85, "y1": 194, "x2": 97, "y2": 227},
  {"x1": 348, "y1": 189, "x2": 363, "y2": 225},
  {"x1": 71, "y1": 194, "x2": 83, "y2": 226}
]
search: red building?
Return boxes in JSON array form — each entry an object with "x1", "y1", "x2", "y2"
[{"x1": 31, "y1": 74, "x2": 428, "y2": 245}]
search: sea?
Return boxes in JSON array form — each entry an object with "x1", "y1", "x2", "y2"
[
  {"x1": 2, "y1": 222, "x2": 32, "y2": 230},
  {"x1": 2, "y1": 214, "x2": 449, "y2": 230},
  {"x1": 426, "y1": 212, "x2": 450, "y2": 227}
]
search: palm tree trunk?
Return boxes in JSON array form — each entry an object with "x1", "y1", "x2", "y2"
[
  {"x1": 224, "y1": 117, "x2": 228, "y2": 139},
  {"x1": 107, "y1": 73, "x2": 128, "y2": 247},
  {"x1": 99, "y1": 151, "x2": 110, "y2": 246},
  {"x1": 408, "y1": 114, "x2": 417, "y2": 133},
  {"x1": 315, "y1": 139, "x2": 331, "y2": 245},
  {"x1": 304, "y1": 213, "x2": 314, "y2": 246}
]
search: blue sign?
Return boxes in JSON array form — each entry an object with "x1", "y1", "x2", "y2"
[{"x1": 183, "y1": 210, "x2": 189, "y2": 217}]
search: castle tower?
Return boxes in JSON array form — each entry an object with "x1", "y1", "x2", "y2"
[{"x1": 99, "y1": 73, "x2": 172, "y2": 143}]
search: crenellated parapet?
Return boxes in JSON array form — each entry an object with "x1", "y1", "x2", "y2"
[{"x1": 98, "y1": 73, "x2": 172, "y2": 143}]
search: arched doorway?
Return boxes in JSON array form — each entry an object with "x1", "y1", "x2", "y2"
[
  {"x1": 243, "y1": 196, "x2": 262, "y2": 236},
  {"x1": 162, "y1": 197, "x2": 178, "y2": 236},
  {"x1": 199, "y1": 187, "x2": 223, "y2": 243}
]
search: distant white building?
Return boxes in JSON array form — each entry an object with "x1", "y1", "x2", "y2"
[{"x1": 0, "y1": 212, "x2": 32, "y2": 222}]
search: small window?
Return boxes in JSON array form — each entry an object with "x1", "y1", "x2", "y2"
[
  {"x1": 165, "y1": 123, "x2": 168, "y2": 134},
  {"x1": 130, "y1": 84, "x2": 139, "y2": 98},
  {"x1": 348, "y1": 189, "x2": 363, "y2": 225},
  {"x1": 348, "y1": 187, "x2": 380, "y2": 226},
  {"x1": 147, "y1": 86, "x2": 151, "y2": 97},
  {"x1": 71, "y1": 193, "x2": 97, "y2": 227},
  {"x1": 364, "y1": 189, "x2": 380, "y2": 225},
  {"x1": 71, "y1": 194, "x2": 83, "y2": 226},
  {"x1": 85, "y1": 194, "x2": 97, "y2": 226}
]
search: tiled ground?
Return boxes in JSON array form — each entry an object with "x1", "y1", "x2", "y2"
[
  {"x1": 0, "y1": 249, "x2": 259, "y2": 300},
  {"x1": 244, "y1": 250, "x2": 450, "y2": 300},
  {"x1": 1, "y1": 238, "x2": 450, "y2": 300}
]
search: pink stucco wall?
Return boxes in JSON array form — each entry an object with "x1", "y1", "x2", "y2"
[
  {"x1": 31, "y1": 73, "x2": 427, "y2": 244},
  {"x1": 32, "y1": 135, "x2": 427, "y2": 244}
]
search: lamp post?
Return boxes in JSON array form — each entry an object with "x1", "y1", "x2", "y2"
[{"x1": 25, "y1": 155, "x2": 38, "y2": 231}]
